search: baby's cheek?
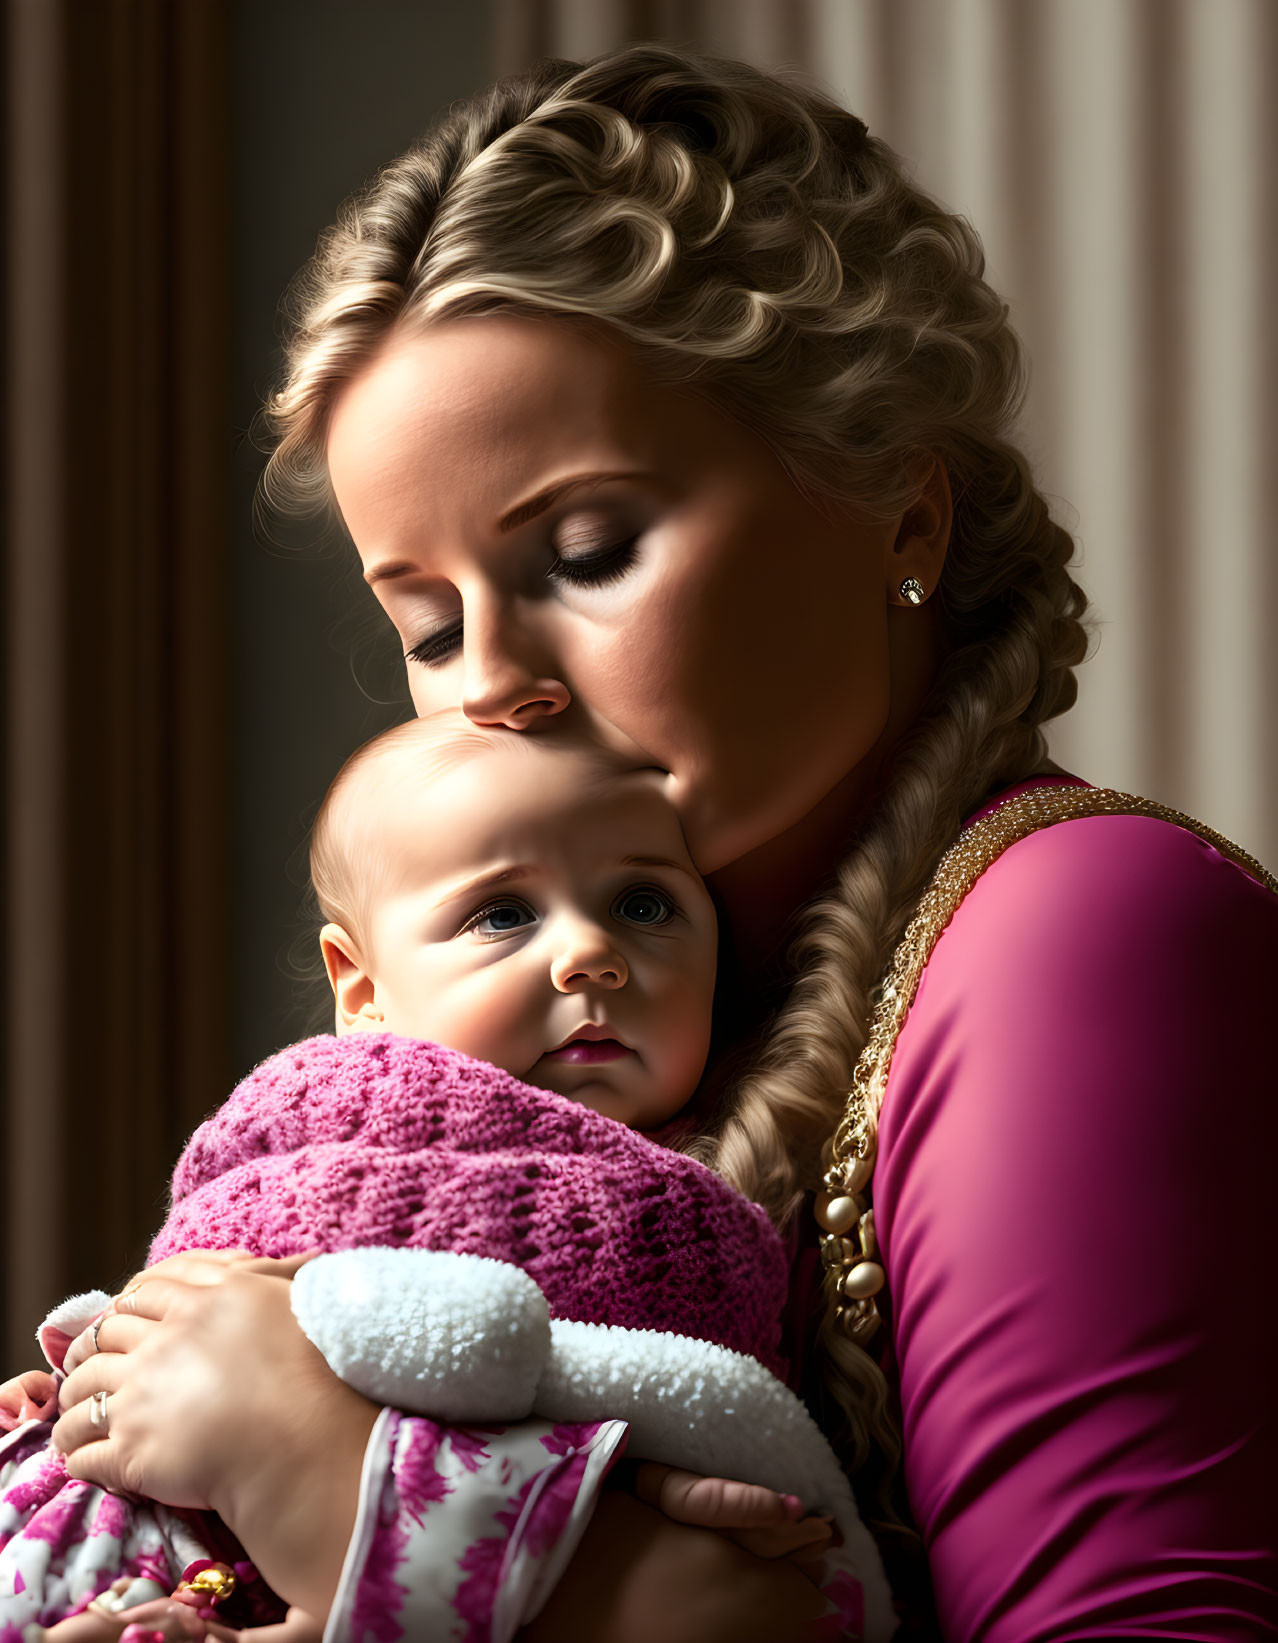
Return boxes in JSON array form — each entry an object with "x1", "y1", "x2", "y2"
[
  {"x1": 652, "y1": 978, "x2": 714, "y2": 1099},
  {"x1": 410, "y1": 970, "x2": 545, "y2": 1076}
]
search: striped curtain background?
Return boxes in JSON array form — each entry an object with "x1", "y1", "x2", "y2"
[
  {"x1": 3, "y1": 0, "x2": 232, "y2": 1363},
  {"x1": 498, "y1": 0, "x2": 1278, "y2": 865}
]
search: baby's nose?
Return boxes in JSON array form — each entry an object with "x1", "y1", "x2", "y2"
[{"x1": 551, "y1": 928, "x2": 628, "y2": 992}]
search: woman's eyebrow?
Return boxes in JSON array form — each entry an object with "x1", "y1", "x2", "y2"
[
  {"x1": 498, "y1": 470, "x2": 652, "y2": 533},
  {"x1": 364, "y1": 560, "x2": 418, "y2": 588},
  {"x1": 363, "y1": 470, "x2": 654, "y2": 586}
]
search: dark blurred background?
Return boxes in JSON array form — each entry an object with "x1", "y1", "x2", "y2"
[{"x1": 4, "y1": 0, "x2": 1275, "y2": 1363}]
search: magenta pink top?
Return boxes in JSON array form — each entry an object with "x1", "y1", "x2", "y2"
[{"x1": 874, "y1": 778, "x2": 1278, "y2": 1638}]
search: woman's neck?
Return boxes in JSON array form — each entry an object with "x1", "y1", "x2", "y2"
[
  {"x1": 707, "y1": 758, "x2": 883, "y2": 984},
  {"x1": 707, "y1": 606, "x2": 948, "y2": 984},
  {"x1": 709, "y1": 749, "x2": 1072, "y2": 987}
]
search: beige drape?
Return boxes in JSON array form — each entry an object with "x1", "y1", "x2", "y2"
[
  {"x1": 497, "y1": 0, "x2": 1278, "y2": 867},
  {"x1": 2, "y1": 0, "x2": 232, "y2": 1364}
]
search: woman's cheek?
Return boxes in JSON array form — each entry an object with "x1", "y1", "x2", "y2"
[{"x1": 408, "y1": 664, "x2": 454, "y2": 718}]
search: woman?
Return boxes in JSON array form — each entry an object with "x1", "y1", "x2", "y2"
[{"x1": 51, "y1": 44, "x2": 1277, "y2": 1642}]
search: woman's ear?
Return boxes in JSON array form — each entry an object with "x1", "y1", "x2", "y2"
[
  {"x1": 888, "y1": 456, "x2": 952, "y2": 605},
  {"x1": 319, "y1": 923, "x2": 385, "y2": 1035}
]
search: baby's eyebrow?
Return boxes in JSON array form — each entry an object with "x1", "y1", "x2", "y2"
[
  {"x1": 434, "y1": 864, "x2": 540, "y2": 908},
  {"x1": 620, "y1": 854, "x2": 700, "y2": 881}
]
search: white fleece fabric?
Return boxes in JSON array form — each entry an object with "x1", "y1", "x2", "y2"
[
  {"x1": 291, "y1": 1247, "x2": 551, "y2": 1422},
  {"x1": 36, "y1": 1290, "x2": 114, "y2": 1369},
  {"x1": 291, "y1": 1247, "x2": 897, "y2": 1643}
]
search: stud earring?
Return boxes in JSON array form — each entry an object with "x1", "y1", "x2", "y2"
[{"x1": 899, "y1": 577, "x2": 925, "y2": 606}]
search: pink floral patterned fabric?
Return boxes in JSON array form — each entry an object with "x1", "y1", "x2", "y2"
[
  {"x1": 0, "y1": 1417, "x2": 285, "y2": 1637},
  {"x1": 331, "y1": 1412, "x2": 867, "y2": 1643},
  {"x1": 0, "y1": 1028, "x2": 871, "y2": 1639},
  {"x1": 327, "y1": 1409, "x2": 629, "y2": 1643},
  {"x1": 0, "y1": 1409, "x2": 629, "y2": 1643}
]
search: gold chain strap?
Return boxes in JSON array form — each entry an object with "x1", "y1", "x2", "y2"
[{"x1": 815, "y1": 785, "x2": 1278, "y2": 1345}]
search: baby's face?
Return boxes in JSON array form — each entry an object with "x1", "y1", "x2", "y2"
[{"x1": 332, "y1": 743, "x2": 718, "y2": 1128}]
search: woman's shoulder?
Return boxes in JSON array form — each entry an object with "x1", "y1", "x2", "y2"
[
  {"x1": 876, "y1": 772, "x2": 1277, "y2": 1166},
  {"x1": 948, "y1": 774, "x2": 1277, "y2": 964}
]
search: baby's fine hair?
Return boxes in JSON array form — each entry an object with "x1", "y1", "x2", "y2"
[
  {"x1": 310, "y1": 715, "x2": 540, "y2": 952},
  {"x1": 310, "y1": 716, "x2": 640, "y2": 954},
  {"x1": 267, "y1": 43, "x2": 1090, "y2": 1525}
]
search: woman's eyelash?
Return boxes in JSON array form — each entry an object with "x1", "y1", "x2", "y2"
[
  {"x1": 404, "y1": 537, "x2": 639, "y2": 667},
  {"x1": 405, "y1": 623, "x2": 461, "y2": 669},
  {"x1": 546, "y1": 537, "x2": 638, "y2": 587}
]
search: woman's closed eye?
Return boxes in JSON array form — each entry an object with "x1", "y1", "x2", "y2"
[
  {"x1": 465, "y1": 899, "x2": 537, "y2": 940},
  {"x1": 405, "y1": 621, "x2": 462, "y2": 669},
  {"x1": 402, "y1": 542, "x2": 637, "y2": 671},
  {"x1": 546, "y1": 535, "x2": 639, "y2": 588}
]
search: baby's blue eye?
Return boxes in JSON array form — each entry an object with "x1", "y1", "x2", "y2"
[
  {"x1": 470, "y1": 901, "x2": 535, "y2": 938},
  {"x1": 613, "y1": 887, "x2": 674, "y2": 926}
]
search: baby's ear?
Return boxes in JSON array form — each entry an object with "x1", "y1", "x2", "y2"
[{"x1": 319, "y1": 923, "x2": 384, "y2": 1035}]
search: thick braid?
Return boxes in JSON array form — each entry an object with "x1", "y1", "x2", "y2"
[{"x1": 696, "y1": 481, "x2": 1089, "y2": 1512}]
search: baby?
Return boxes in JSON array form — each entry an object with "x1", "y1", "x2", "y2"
[
  {"x1": 311, "y1": 712, "x2": 720, "y2": 1134},
  {"x1": 1, "y1": 714, "x2": 867, "y2": 1642}
]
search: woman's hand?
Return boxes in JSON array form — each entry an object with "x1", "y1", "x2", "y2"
[
  {"x1": 53, "y1": 1251, "x2": 320, "y2": 1507},
  {"x1": 51, "y1": 1249, "x2": 380, "y2": 1623},
  {"x1": 60, "y1": 1249, "x2": 265, "y2": 1377}
]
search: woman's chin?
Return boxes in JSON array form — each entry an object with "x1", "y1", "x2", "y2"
[
  {"x1": 680, "y1": 746, "x2": 888, "y2": 880},
  {"x1": 678, "y1": 788, "x2": 808, "y2": 878}
]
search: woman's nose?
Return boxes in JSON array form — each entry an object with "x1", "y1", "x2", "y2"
[
  {"x1": 460, "y1": 601, "x2": 571, "y2": 729},
  {"x1": 550, "y1": 925, "x2": 629, "y2": 993}
]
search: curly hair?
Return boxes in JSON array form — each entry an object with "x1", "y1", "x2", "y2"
[{"x1": 259, "y1": 42, "x2": 1090, "y2": 1529}]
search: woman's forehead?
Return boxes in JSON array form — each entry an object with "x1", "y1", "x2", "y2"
[{"x1": 327, "y1": 317, "x2": 658, "y2": 540}]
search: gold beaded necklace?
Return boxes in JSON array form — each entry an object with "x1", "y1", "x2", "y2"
[{"x1": 815, "y1": 785, "x2": 1278, "y2": 1346}]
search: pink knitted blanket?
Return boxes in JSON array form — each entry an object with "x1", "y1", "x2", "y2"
[{"x1": 151, "y1": 1034, "x2": 790, "y2": 1379}]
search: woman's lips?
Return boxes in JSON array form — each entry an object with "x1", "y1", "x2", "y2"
[{"x1": 546, "y1": 1038, "x2": 631, "y2": 1065}]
